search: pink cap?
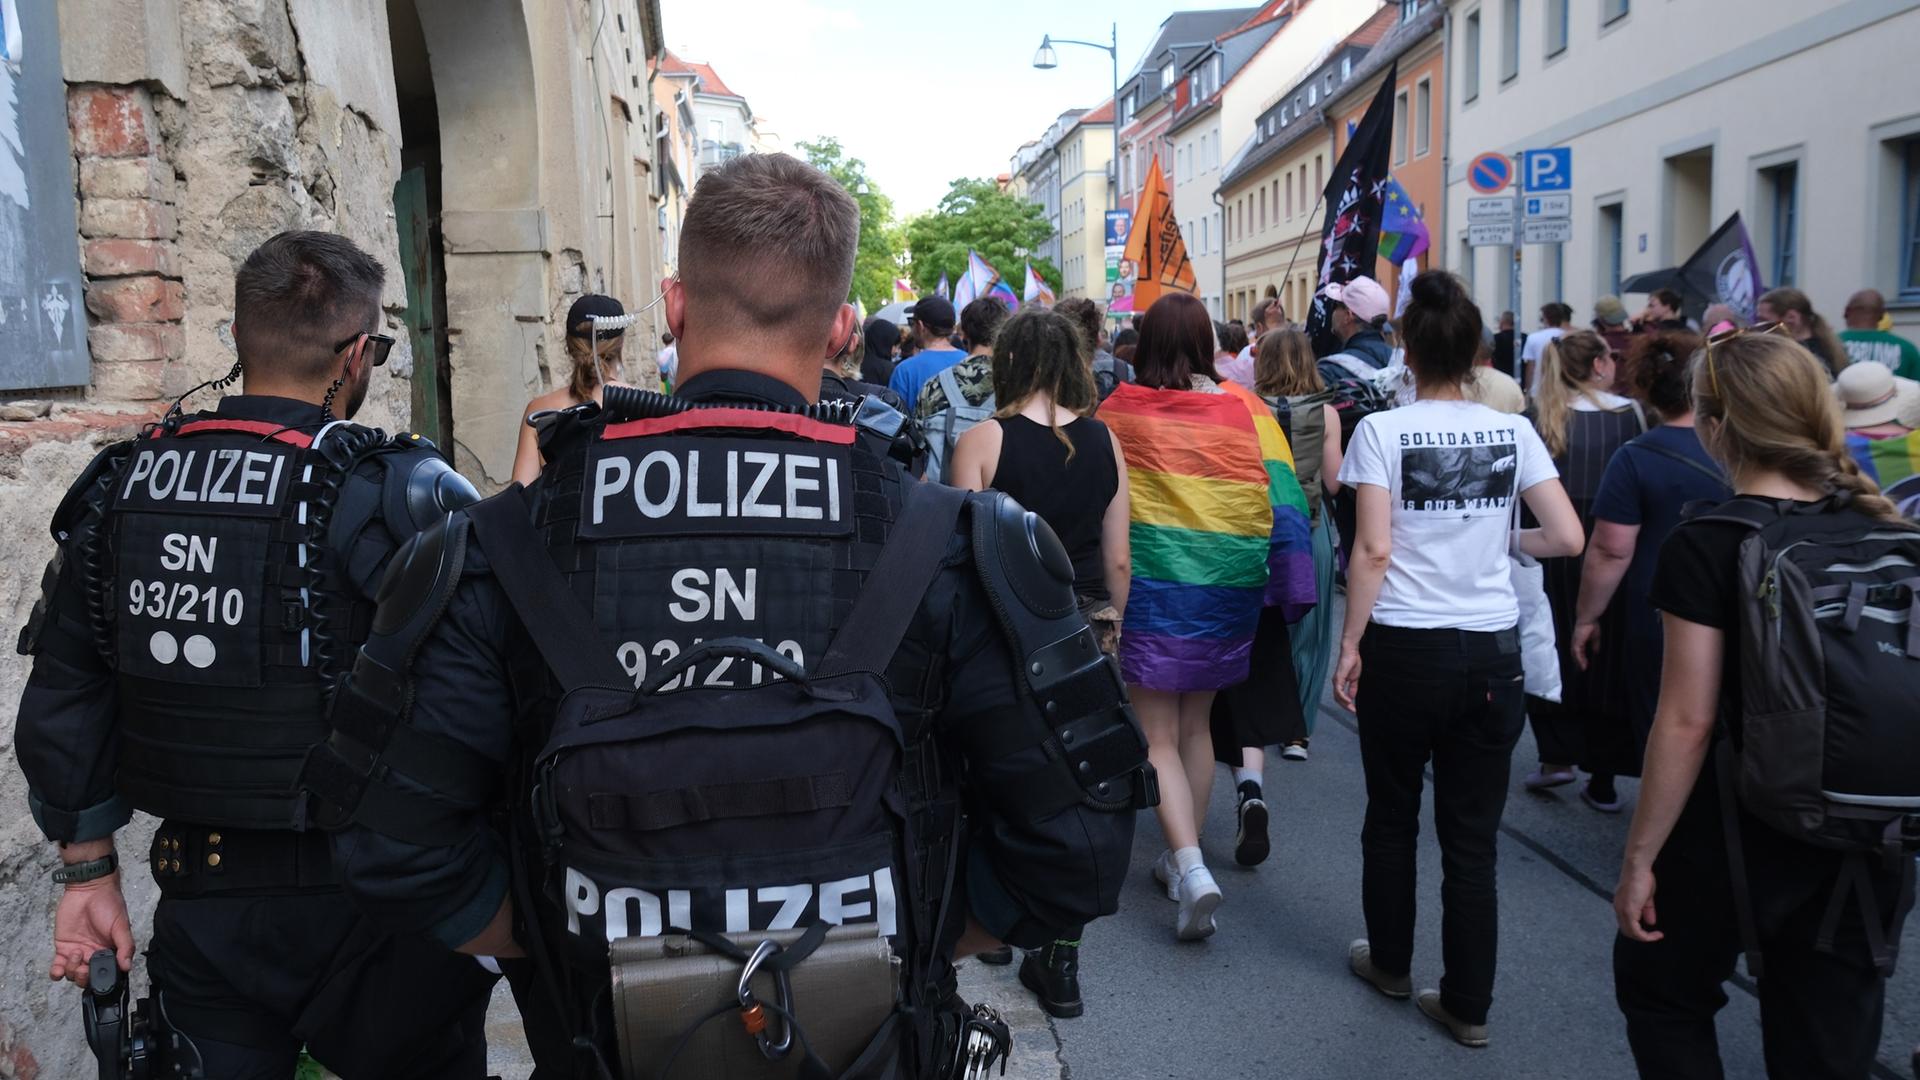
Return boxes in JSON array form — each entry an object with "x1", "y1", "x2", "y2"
[{"x1": 1325, "y1": 276, "x2": 1391, "y2": 323}]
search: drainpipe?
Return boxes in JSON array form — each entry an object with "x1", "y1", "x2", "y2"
[
  {"x1": 1438, "y1": 4, "x2": 1453, "y2": 275},
  {"x1": 1213, "y1": 188, "x2": 1227, "y2": 317}
]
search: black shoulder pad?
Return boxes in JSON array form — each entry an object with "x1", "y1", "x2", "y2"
[
  {"x1": 969, "y1": 492, "x2": 1153, "y2": 814},
  {"x1": 972, "y1": 491, "x2": 1077, "y2": 622},
  {"x1": 51, "y1": 439, "x2": 134, "y2": 543},
  {"x1": 297, "y1": 511, "x2": 482, "y2": 842},
  {"x1": 367, "y1": 510, "x2": 470, "y2": 643},
  {"x1": 382, "y1": 448, "x2": 481, "y2": 535}
]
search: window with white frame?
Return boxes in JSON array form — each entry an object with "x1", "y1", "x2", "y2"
[
  {"x1": 1160, "y1": 61, "x2": 1175, "y2": 89},
  {"x1": 1393, "y1": 89, "x2": 1410, "y2": 165},
  {"x1": 1342, "y1": 55, "x2": 1353, "y2": 79},
  {"x1": 1501, "y1": 0, "x2": 1520, "y2": 82},
  {"x1": 1598, "y1": 201, "x2": 1624, "y2": 297},
  {"x1": 1464, "y1": 10, "x2": 1482, "y2": 102},
  {"x1": 1415, "y1": 79, "x2": 1432, "y2": 156},
  {"x1": 1308, "y1": 82, "x2": 1318, "y2": 106},
  {"x1": 1761, "y1": 161, "x2": 1798, "y2": 285},
  {"x1": 1547, "y1": 0, "x2": 1569, "y2": 57},
  {"x1": 1904, "y1": 138, "x2": 1920, "y2": 299}
]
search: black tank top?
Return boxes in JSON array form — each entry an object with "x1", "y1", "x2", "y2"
[{"x1": 991, "y1": 414, "x2": 1119, "y2": 602}]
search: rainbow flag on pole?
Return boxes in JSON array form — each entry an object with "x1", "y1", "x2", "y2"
[{"x1": 1098, "y1": 382, "x2": 1315, "y2": 690}]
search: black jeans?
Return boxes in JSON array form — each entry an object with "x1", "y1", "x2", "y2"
[
  {"x1": 1613, "y1": 768, "x2": 1894, "y2": 1079},
  {"x1": 148, "y1": 890, "x2": 497, "y2": 1078},
  {"x1": 1355, "y1": 623, "x2": 1525, "y2": 1026}
]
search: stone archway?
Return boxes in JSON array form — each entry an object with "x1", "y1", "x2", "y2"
[{"x1": 408, "y1": 0, "x2": 547, "y2": 487}]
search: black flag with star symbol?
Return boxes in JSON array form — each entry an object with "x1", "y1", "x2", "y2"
[{"x1": 1306, "y1": 61, "x2": 1399, "y2": 358}]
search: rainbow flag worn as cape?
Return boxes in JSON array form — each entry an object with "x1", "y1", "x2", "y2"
[
  {"x1": 1221, "y1": 380, "x2": 1318, "y2": 620},
  {"x1": 1848, "y1": 431, "x2": 1920, "y2": 514},
  {"x1": 1100, "y1": 382, "x2": 1313, "y2": 691}
]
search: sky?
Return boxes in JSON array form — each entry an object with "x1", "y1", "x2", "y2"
[{"x1": 660, "y1": 0, "x2": 1238, "y2": 217}]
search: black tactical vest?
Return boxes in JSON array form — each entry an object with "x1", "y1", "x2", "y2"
[
  {"x1": 536, "y1": 398, "x2": 905, "y2": 697},
  {"x1": 102, "y1": 417, "x2": 372, "y2": 829}
]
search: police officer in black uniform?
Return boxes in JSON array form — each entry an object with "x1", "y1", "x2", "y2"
[
  {"x1": 304, "y1": 153, "x2": 1150, "y2": 1076},
  {"x1": 15, "y1": 231, "x2": 495, "y2": 1077}
]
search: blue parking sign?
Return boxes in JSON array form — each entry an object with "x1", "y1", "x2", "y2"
[{"x1": 1523, "y1": 148, "x2": 1572, "y2": 192}]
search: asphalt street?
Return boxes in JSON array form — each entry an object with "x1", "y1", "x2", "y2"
[{"x1": 959, "y1": 685, "x2": 1920, "y2": 1080}]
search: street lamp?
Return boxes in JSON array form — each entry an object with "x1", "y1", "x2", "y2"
[{"x1": 1032, "y1": 23, "x2": 1119, "y2": 213}]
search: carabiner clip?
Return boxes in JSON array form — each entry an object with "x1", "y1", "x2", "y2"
[{"x1": 735, "y1": 939, "x2": 795, "y2": 1061}]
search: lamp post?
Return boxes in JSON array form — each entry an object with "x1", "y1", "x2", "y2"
[{"x1": 1033, "y1": 23, "x2": 1120, "y2": 213}]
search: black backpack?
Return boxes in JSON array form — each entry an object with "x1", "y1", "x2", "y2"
[
  {"x1": 1696, "y1": 497, "x2": 1920, "y2": 977},
  {"x1": 466, "y1": 480, "x2": 970, "y2": 1079}
]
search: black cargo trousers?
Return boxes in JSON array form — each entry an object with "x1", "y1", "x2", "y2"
[{"x1": 144, "y1": 828, "x2": 497, "y2": 1079}]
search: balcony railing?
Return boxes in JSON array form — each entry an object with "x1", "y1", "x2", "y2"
[{"x1": 699, "y1": 139, "x2": 745, "y2": 167}]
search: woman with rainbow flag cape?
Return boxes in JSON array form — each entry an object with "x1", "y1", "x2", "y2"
[{"x1": 1099, "y1": 293, "x2": 1317, "y2": 942}]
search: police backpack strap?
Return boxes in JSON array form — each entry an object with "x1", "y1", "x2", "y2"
[
  {"x1": 464, "y1": 483, "x2": 630, "y2": 692},
  {"x1": 816, "y1": 481, "x2": 968, "y2": 678}
]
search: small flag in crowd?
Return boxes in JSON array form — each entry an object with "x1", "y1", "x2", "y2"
[
  {"x1": 957, "y1": 251, "x2": 1019, "y2": 312},
  {"x1": 936, "y1": 272, "x2": 951, "y2": 302},
  {"x1": 1306, "y1": 61, "x2": 1398, "y2": 358},
  {"x1": 1377, "y1": 175, "x2": 1430, "y2": 264},
  {"x1": 1024, "y1": 264, "x2": 1056, "y2": 306},
  {"x1": 1123, "y1": 152, "x2": 1196, "y2": 311},
  {"x1": 893, "y1": 277, "x2": 916, "y2": 302},
  {"x1": 1393, "y1": 257, "x2": 1418, "y2": 318}
]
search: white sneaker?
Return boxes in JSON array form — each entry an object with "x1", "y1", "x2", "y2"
[
  {"x1": 1151, "y1": 850, "x2": 1180, "y2": 902},
  {"x1": 1175, "y1": 866, "x2": 1222, "y2": 941}
]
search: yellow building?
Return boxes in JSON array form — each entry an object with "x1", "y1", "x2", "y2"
[{"x1": 1057, "y1": 100, "x2": 1115, "y2": 299}]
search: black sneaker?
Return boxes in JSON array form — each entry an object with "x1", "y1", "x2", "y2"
[
  {"x1": 1018, "y1": 940, "x2": 1084, "y2": 1019},
  {"x1": 1234, "y1": 781, "x2": 1270, "y2": 867},
  {"x1": 977, "y1": 944, "x2": 1014, "y2": 966}
]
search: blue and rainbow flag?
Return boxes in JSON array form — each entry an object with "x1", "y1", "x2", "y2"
[
  {"x1": 1377, "y1": 175, "x2": 1430, "y2": 264},
  {"x1": 1100, "y1": 383, "x2": 1316, "y2": 691}
]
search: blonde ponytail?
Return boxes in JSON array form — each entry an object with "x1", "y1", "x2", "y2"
[{"x1": 1532, "y1": 330, "x2": 1610, "y2": 458}]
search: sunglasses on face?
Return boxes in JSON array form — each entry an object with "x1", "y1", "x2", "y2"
[
  {"x1": 333, "y1": 331, "x2": 397, "y2": 367},
  {"x1": 1702, "y1": 320, "x2": 1790, "y2": 400}
]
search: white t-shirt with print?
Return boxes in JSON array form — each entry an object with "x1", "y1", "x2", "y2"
[
  {"x1": 1338, "y1": 399, "x2": 1560, "y2": 631},
  {"x1": 1520, "y1": 327, "x2": 1565, "y2": 391}
]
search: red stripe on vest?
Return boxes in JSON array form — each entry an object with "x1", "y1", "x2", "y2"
[
  {"x1": 600, "y1": 408, "x2": 857, "y2": 446},
  {"x1": 160, "y1": 419, "x2": 315, "y2": 448}
]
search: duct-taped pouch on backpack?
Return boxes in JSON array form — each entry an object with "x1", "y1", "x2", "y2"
[{"x1": 610, "y1": 922, "x2": 901, "y2": 1080}]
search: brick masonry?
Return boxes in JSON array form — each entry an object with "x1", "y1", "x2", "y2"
[{"x1": 67, "y1": 83, "x2": 184, "y2": 400}]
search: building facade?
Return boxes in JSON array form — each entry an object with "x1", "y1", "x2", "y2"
[
  {"x1": 1117, "y1": 8, "x2": 1257, "y2": 220},
  {"x1": 1169, "y1": 8, "x2": 1292, "y2": 315},
  {"x1": 1058, "y1": 101, "x2": 1116, "y2": 299},
  {"x1": 0, "y1": 0, "x2": 665, "y2": 1069},
  {"x1": 1220, "y1": 9, "x2": 1396, "y2": 319},
  {"x1": 1443, "y1": 0, "x2": 1920, "y2": 337}
]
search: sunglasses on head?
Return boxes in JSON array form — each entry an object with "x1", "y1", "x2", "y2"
[
  {"x1": 1702, "y1": 320, "x2": 1790, "y2": 400},
  {"x1": 333, "y1": 330, "x2": 396, "y2": 368}
]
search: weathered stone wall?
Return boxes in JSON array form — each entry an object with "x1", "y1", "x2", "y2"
[{"x1": 0, "y1": 1, "x2": 411, "y2": 1071}]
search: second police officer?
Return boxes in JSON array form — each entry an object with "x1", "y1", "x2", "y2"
[
  {"x1": 303, "y1": 152, "x2": 1153, "y2": 1077},
  {"x1": 15, "y1": 232, "x2": 495, "y2": 1076}
]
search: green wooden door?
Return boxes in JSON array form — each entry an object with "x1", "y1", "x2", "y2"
[{"x1": 394, "y1": 167, "x2": 449, "y2": 447}]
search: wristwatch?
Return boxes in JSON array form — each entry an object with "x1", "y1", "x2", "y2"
[{"x1": 51, "y1": 852, "x2": 118, "y2": 884}]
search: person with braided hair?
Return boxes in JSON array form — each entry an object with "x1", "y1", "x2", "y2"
[
  {"x1": 13, "y1": 230, "x2": 492, "y2": 1076},
  {"x1": 1614, "y1": 330, "x2": 1919, "y2": 1078}
]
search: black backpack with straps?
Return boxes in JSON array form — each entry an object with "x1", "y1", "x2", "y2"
[
  {"x1": 1693, "y1": 496, "x2": 1920, "y2": 979},
  {"x1": 466, "y1": 479, "x2": 979, "y2": 1080}
]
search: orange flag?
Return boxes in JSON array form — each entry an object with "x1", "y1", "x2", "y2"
[{"x1": 1123, "y1": 152, "x2": 1196, "y2": 309}]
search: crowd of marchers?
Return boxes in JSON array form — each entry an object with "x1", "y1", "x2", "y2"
[{"x1": 16, "y1": 149, "x2": 1920, "y2": 1080}]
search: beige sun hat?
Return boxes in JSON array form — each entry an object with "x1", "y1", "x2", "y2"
[{"x1": 1835, "y1": 362, "x2": 1920, "y2": 429}]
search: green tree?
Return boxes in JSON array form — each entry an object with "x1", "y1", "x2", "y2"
[
  {"x1": 905, "y1": 178, "x2": 1059, "y2": 301},
  {"x1": 796, "y1": 137, "x2": 902, "y2": 314}
]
